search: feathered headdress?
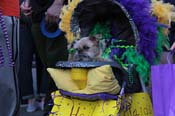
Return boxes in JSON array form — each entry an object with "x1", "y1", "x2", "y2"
[{"x1": 58, "y1": 0, "x2": 173, "y2": 83}]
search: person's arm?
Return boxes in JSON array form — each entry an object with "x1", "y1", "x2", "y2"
[
  {"x1": 45, "y1": 0, "x2": 65, "y2": 23},
  {"x1": 170, "y1": 42, "x2": 175, "y2": 50}
]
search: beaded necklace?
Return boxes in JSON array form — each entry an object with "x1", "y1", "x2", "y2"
[{"x1": 0, "y1": 8, "x2": 14, "y2": 67}]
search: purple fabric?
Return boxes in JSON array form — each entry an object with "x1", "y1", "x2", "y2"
[
  {"x1": 151, "y1": 64, "x2": 175, "y2": 116},
  {"x1": 117, "y1": 0, "x2": 157, "y2": 64},
  {"x1": 59, "y1": 89, "x2": 118, "y2": 101}
]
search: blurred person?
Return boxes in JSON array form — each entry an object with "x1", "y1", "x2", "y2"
[
  {"x1": 20, "y1": 0, "x2": 68, "y2": 114},
  {"x1": 159, "y1": 0, "x2": 175, "y2": 65},
  {"x1": 19, "y1": 12, "x2": 49, "y2": 112},
  {"x1": 0, "y1": 0, "x2": 20, "y2": 115},
  {"x1": 21, "y1": 0, "x2": 68, "y2": 67},
  {"x1": 163, "y1": 0, "x2": 175, "y2": 50},
  {"x1": 171, "y1": 42, "x2": 175, "y2": 50},
  {"x1": 169, "y1": 22, "x2": 175, "y2": 51}
]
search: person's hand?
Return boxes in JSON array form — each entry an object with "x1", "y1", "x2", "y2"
[
  {"x1": 20, "y1": 0, "x2": 32, "y2": 16},
  {"x1": 170, "y1": 42, "x2": 175, "y2": 50},
  {"x1": 45, "y1": 3, "x2": 63, "y2": 24}
]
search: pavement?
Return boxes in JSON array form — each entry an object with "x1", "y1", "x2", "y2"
[
  {"x1": 19, "y1": 68, "x2": 45, "y2": 116},
  {"x1": 20, "y1": 106, "x2": 44, "y2": 116}
]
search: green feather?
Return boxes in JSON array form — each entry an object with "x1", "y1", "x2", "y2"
[
  {"x1": 155, "y1": 27, "x2": 170, "y2": 64},
  {"x1": 90, "y1": 22, "x2": 112, "y2": 40},
  {"x1": 121, "y1": 48, "x2": 150, "y2": 83}
]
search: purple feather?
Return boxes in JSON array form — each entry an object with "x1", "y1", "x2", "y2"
[{"x1": 117, "y1": 0, "x2": 158, "y2": 64}]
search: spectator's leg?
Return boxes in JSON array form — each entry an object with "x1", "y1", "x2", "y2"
[
  {"x1": 18, "y1": 21, "x2": 35, "y2": 101},
  {"x1": 31, "y1": 23, "x2": 68, "y2": 115}
]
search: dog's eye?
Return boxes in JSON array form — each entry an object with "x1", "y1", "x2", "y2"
[
  {"x1": 68, "y1": 48, "x2": 76, "y2": 54},
  {"x1": 75, "y1": 48, "x2": 78, "y2": 50},
  {"x1": 83, "y1": 46, "x2": 90, "y2": 50}
]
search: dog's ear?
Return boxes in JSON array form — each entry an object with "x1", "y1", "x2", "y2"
[
  {"x1": 89, "y1": 36, "x2": 97, "y2": 41},
  {"x1": 68, "y1": 39, "x2": 78, "y2": 49},
  {"x1": 67, "y1": 41, "x2": 74, "y2": 49},
  {"x1": 94, "y1": 34, "x2": 102, "y2": 39},
  {"x1": 67, "y1": 43, "x2": 72, "y2": 49},
  {"x1": 89, "y1": 36, "x2": 99, "y2": 45}
]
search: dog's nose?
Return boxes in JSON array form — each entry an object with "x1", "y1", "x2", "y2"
[
  {"x1": 77, "y1": 49, "x2": 83, "y2": 53},
  {"x1": 74, "y1": 55, "x2": 83, "y2": 61}
]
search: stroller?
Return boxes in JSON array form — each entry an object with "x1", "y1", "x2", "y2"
[{"x1": 46, "y1": 0, "x2": 171, "y2": 115}]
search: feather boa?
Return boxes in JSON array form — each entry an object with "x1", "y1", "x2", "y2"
[
  {"x1": 121, "y1": 48, "x2": 150, "y2": 83},
  {"x1": 59, "y1": 0, "x2": 81, "y2": 43},
  {"x1": 117, "y1": 0, "x2": 158, "y2": 64}
]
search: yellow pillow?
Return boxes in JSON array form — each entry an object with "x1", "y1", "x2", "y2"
[
  {"x1": 47, "y1": 68, "x2": 79, "y2": 91},
  {"x1": 74, "y1": 65, "x2": 121, "y2": 94}
]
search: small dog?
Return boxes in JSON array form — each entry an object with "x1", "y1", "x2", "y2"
[{"x1": 68, "y1": 36, "x2": 105, "y2": 61}]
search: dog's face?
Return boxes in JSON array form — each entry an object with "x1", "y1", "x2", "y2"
[{"x1": 69, "y1": 36, "x2": 101, "y2": 61}]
